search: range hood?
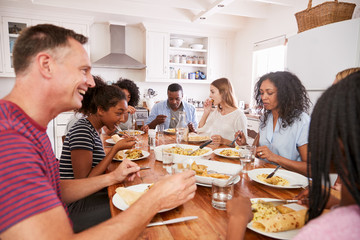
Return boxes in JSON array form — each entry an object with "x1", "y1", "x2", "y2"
[{"x1": 92, "y1": 25, "x2": 146, "y2": 69}]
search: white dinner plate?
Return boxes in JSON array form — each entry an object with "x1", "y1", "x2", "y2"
[
  {"x1": 105, "y1": 138, "x2": 123, "y2": 145},
  {"x1": 196, "y1": 175, "x2": 241, "y2": 187},
  {"x1": 112, "y1": 184, "x2": 174, "y2": 213},
  {"x1": 154, "y1": 144, "x2": 213, "y2": 162},
  {"x1": 164, "y1": 128, "x2": 176, "y2": 134},
  {"x1": 213, "y1": 148, "x2": 241, "y2": 159},
  {"x1": 183, "y1": 158, "x2": 242, "y2": 186},
  {"x1": 248, "y1": 168, "x2": 308, "y2": 189},
  {"x1": 113, "y1": 149, "x2": 150, "y2": 161},
  {"x1": 118, "y1": 130, "x2": 145, "y2": 135},
  {"x1": 248, "y1": 198, "x2": 306, "y2": 240}
]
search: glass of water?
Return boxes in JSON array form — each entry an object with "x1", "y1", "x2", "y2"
[
  {"x1": 176, "y1": 127, "x2": 186, "y2": 144},
  {"x1": 162, "y1": 148, "x2": 174, "y2": 175},
  {"x1": 211, "y1": 182, "x2": 234, "y2": 210},
  {"x1": 240, "y1": 149, "x2": 252, "y2": 174}
]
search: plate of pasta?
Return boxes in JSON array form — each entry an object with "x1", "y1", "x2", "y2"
[
  {"x1": 248, "y1": 168, "x2": 308, "y2": 189},
  {"x1": 154, "y1": 144, "x2": 213, "y2": 162},
  {"x1": 213, "y1": 148, "x2": 242, "y2": 159},
  {"x1": 113, "y1": 149, "x2": 150, "y2": 161}
]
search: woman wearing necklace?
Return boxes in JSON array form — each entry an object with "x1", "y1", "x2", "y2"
[
  {"x1": 59, "y1": 76, "x2": 139, "y2": 232},
  {"x1": 197, "y1": 78, "x2": 247, "y2": 146}
]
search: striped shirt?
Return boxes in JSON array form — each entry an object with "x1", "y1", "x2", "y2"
[
  {"x1": 59, "y1": 118, "x2": 105, "y2": 179},
  {"x1": 0, "y1": 100, "x2": 64, "y2": 233}
]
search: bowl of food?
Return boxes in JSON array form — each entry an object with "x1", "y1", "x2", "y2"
[
  {"x1": 170, "y1": 38, "x2": 184, "y2": 47},
  {"x1": 154, "y1": 144, "x2": 212, "y2": 161},
  {"x1": 189, "y1": 43, "x2": 204, "y2": 50}
]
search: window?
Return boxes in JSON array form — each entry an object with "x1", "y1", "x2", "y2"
[{"x1": 251, "y1": 35, "x2": 286, "y2": 107}]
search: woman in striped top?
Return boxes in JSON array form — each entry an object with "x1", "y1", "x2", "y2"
[{"x1": 59, "y1": 75, "x2": 137, "y2": 232}]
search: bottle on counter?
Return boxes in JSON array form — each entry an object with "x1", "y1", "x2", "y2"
[{"x1": 176, "y1": 111, "x2": 188, "y2": 143}]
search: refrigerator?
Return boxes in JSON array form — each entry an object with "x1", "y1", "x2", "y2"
[{"x1": 286, "y1": 18, "x2": 360, "y2": 113}]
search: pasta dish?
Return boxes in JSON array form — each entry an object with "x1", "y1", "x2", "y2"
[
  {"x1": 257, "y1": 174, "x2": 289, "y2": 186},
  {"x1": 164, "y1": 146, "x2": 210, "y2": 156}
]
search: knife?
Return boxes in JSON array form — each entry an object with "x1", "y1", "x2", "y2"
[
  {"x1": 188, "y1": 140, "x2": 213, "y2": 155},
  {"x1": 266, "y1": 165, "x2": 281, "y2": 179},
  {"x1": 147, "y1": 216, "x2": 198, "y2": 227}
]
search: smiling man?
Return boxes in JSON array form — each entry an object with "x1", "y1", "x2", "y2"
[
  {"x1": 0, "y1": 24, "x2": 196, "y2": 239},
  {"x1": 144, "y1": 83, "x2": 198, "y2": 131}
]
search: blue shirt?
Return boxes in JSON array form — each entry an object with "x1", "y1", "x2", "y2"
[
  {"x1": 146, "y1": 100, "x2": 198, "y2": 129},
  {"x1": 259, "y1": 112, "x2": 310, "y2": 162}
]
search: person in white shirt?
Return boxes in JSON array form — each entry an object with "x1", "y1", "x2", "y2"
[{"x1": 197, "y1": 78, "x2": 247, "y2": 146}]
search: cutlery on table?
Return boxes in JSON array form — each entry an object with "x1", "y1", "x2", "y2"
[
  {"x1": 147, "y1": 216, "x2": 198, "y2": 227},
  {"x1": 229, "y1": 130, "x2": 243, "y2": 147},
  {"x1": 266, "y1": 165, "x2": 281, "y2": 179},
  {"x1": 188, "y1": 140, "x2": 213, "y2": 155},
  {"x1": 140, "y1": 167, "x2": 151, "y2": 170}
]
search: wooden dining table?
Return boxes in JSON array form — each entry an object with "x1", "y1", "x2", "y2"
[{"x1": 104, "y1": 132, "x2": 305, "y2": 240}]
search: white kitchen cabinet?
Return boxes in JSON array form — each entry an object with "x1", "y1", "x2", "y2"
[
  {"x1": 168, "y1": 34, "x2": 209, "y2": 83},
  {"x1": 1, "y1": 17, "x2": 31, "y2": 75},
  {"x1": 53, "y1": 112, "x2": 74, "y2": 159},
  {"x1": 145, "y1": 31, "x2": 169, "y2": 80},
  {"x1": 208, "y1": 37, "x2": 230, "y2": 81},
  {"x1": 0, "y1": 14, "x2": 91, "y2": 77}
]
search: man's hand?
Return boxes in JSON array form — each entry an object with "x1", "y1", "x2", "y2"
[
  {"x1": 110, "y1": 159, "x2": 140, "y2": 183},
  {"x1": 155, "y1": 115, "x2": 167, "y2": 125},
  {"x1": 148, "y1": 170, "x2": 196, "y2": 211}
]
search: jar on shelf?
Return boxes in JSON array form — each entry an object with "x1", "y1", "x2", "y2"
[
  {"x1": 192, "y1": 56, "x2": 198, "y2": 64},
  {"x1": 198, "y1": 56, "x2": 205, "y2": 65},
  {"x1": 182, "y1": 72, "x2": 188, "y2": 79},
  {"x1": 174, "y1": 54, "x2": 180, "y2": 63},
  {"x1": 170, "y1": 67, "x2": 176, "y2": 79},
  {"x1": 186, "y1": 56, "x2": 192, "y2": 64},
  {"x1": 181, "y1": 55, "x2": 187, "y2": 64},
  {"x1": 189, "y1": 72, "x2": 195, "y2": 80}
]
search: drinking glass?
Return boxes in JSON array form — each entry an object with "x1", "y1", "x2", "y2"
[
  {"x1": 162, "y1": 148, "x2": 174, "y2": 175},
  {"x1": 211, "y1": 182, "x2": 234, "y2": 210},
  {"x1": 240, "y1": 149, "x2": 252, "y2": 174},
  {"x1": 176, "y1": 128, "x2": 186, "y2": 144}
]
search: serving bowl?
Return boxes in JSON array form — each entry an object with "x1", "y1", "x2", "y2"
[
  {"x1": 189, "y1": 43, "x2": 204, "y2": 50},
  {"x1": 170, "y1": 38, "x2": 184, "y2": 47},
  {"x1": 154, "y1": 144, "x2": 212, "y2": 161}
]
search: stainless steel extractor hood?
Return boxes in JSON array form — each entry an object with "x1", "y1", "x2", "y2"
[{"x1": 92, "y1": 25, "x2": 146, "y2": 69}]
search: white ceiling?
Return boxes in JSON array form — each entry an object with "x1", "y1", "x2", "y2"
[{"x1": 0, "y1": 0, "x2": 298, "y2": 30}]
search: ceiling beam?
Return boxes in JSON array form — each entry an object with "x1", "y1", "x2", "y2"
[{"x1": 192, "y1": 0, "x2": 235, "y2": 22}]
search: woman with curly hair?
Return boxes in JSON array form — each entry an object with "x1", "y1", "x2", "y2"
[
  {"x1": 239, "y1": 71, "x2": 310, "y2": 175},
  {"x1": 112, "y1": 78, "x2": 141, "y2": 130}
]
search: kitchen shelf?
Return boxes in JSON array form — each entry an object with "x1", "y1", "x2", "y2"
[
  {"x1": 169, "y1": 47, "x2": 207, "y2": 53},
  {"x1": 169, "y1": 63, "x2": 206, "y2": 68}
]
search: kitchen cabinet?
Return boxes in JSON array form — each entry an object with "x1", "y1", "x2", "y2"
[
  {"x1": 168, "y1": 34, "x2": 208, "y2": 83},
  {"x1": 145, "y1": 28, "x2": 230, "y2": 84},
  {"x1": 1, "y1": 17, "x2": 31, "y2": 75},
  {"x1": 145, "y1": 31, "x2": 169, "y2": 80},
  {"x1": 53, "y1": 112, "x2": 74, "y2": 159},
  {"x1": 208, "y1": 37, "x2": 230, "y2": 81},
  {"x1": 0, "y1": 13, "x2": 91, "y2": 77}
]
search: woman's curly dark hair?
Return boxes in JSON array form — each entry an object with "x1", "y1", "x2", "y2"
[
  {"x1": 78, "y1": 75, "x2": 126, "y2": 116},
  {"x1": 113, "y1": 78, "x2": 140, "y2": 107},
  {"x1": 254, "y1": 71, "x2": 310, "y2": 129}
]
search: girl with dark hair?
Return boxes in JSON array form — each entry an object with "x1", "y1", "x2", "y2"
[
  {"x1": 237, "y1": 71, "x2": 310, "y2": 175},
  {"x1": 198, "y1": 78, "x2": 247, "y2": 146},
  {"x1": 59, "y1": 76, "x2": 138, "y2": 232},
  {"x1": 112, "y1": 78, "x2": 140, "y2": 131},
  {"x1": 226, "y1": 71, "x2": 360, "y2": 240}
]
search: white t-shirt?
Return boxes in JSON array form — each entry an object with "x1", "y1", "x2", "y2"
[{"x1": 197, "y1": 108, "x2": 247, "y2": 141}]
